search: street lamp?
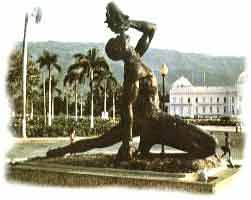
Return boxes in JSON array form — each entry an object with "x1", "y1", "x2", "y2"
[
  {"x1": 22, "y1": 7, "x2": 42, "y2": 138},
  {"x1": 160, "y1": 63, "x2": 168, "y2": 154}
]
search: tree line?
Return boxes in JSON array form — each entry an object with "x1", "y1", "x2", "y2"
[{"x1": 7, "y1": 47, "x2": 121, "y2": 128}]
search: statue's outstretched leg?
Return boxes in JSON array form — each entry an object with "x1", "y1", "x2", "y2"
[
  {"x1": 46, "y1": 113, "x2": 218, "y2": 160},
  {"x1": 47, "y1": 125, "x2": 124, "y2": 158}
]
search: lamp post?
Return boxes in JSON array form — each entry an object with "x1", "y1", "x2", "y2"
[
  {"x1": 160, "y1": 63, "x2": 168, "y2": 154},
  {"x1": 21, "y1": 7, "x2": 42, "y2": 138}
]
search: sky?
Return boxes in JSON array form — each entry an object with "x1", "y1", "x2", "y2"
[{"x1": 1, "y1": 0, "x2": 251, "y2": 56}]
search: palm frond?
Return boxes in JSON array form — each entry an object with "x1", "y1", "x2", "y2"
[
  {"x1": 55, "y1": 88, "x2": 62, "y2": 96},
  {"x1": 94, "y1": 57, "x2": 110, "y2": 71},
  {"x1": 64, "y1": 74, "x2": 70, "y2": 86},
  {"x1": 73, "y1": 53, "x2": 84, "y2": 59},
  {"x1": 64, "y1": 71, "x2": 80, "y2": 86},
  {"x1": 53, "y1": 63, "x2": 61, "y2": 72},
  {"x1": 37, "y1": 50, "x2": 60, "y2": 72},
  {"x1": 79, "y1": 72, "x2": 86, "y2": 84},
  {"x1": 67, "y1": 63, "x2": 79, "y2": 73}
]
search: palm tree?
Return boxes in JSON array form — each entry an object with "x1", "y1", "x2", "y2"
[
  {"x1": 80, "y1": 94, "x2": 84, "y2": 118},
  {"x1": 63, "y1": 83, "x2": 73, "y2": 120},
  {"x1": 64, "y1": 64, "x2": 85, "y2": 121},
  {"x1": 37, "y1": 50, "x2": 61, "y2": 126},
  {"x1": 26, "y1": 57, "x2": 40, "y2": 120},
  {"x1": 39, "y1": 75, "x2": 61, "y2": 121},
  {"x1": 42, "y1": 71, "x2": 46, "y2": 125},
  {"x1": 7, "y1": 50, "x2": 23, "y2": 99},
  {"x1": 72, "y1": 54, "x2": 88, "y2": 119},
  {"x1": 52, "y1": 78, "x2": 61, "y2": 120},
  {"x1": 8, "y1": 51, "x2": 40, "y2": 137},
  {"x1": 107, "y1": 74, "x2": 119, "y2": 121},
  {"x1": 7, "y1": 51, "x2": 40, "y2": 119},
  {"x1": 44, "y1": 76, "x2": 61, "y2": 120},
  {"x1": 96, "y1": 70, "x2": 118, "y2": 120},
  {"x1": 72, "y1": 48, "x2": 110, "y2": 128}
]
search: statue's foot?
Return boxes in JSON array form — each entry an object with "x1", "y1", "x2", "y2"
[{"x1": 116, "y1": 142, "x2": 138, "y2": 163}]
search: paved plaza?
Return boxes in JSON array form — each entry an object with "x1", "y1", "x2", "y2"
[{"x1": 7, "y1": 125, "x2": 244, "y2": 164}]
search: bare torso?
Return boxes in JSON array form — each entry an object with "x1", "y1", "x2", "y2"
[{"x1": 105, "y1": 3, "x2": 157, "y2": 160}]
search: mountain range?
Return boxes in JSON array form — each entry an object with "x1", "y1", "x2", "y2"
[{"x1": 17, "y1": 41, "x2": 245, "y2": 89}]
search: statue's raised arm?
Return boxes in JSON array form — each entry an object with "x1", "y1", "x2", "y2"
[{"x1": 129, "y1": 20, "x2": 156, "y2": 57}]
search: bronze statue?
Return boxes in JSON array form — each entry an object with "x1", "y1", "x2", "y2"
[
  {"x1": 104, "y1": 2, "x2": 158, "y2": 161},
  {"x1": 47, "y1": 2, "x2": 218, "y2": 162}
]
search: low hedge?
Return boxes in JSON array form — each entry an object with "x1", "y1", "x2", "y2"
[
  {"x1": 10, "y1": 115, "x2": 239, "y2": 138},
  {"x1": 185, "y1": 118, "x2": 238, "y2": 126},
  {"x1": 10, "y1": 116, "x2": 119, "y2": 138}
]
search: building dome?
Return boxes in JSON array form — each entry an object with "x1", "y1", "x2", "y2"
[
  {"x1": 171, "y1": 76, "x2": 193, "y2": 88},
  {"x1": 237, "y1": 71, "x2": 248, "y2": 85}
]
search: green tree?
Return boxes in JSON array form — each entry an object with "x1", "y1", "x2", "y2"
[
  {"x1": 26, "y1": 57, "x2": 40, "y2": 120},
  {"x1": 7, "y1": 50, "x2": 23, "y2": 100},
  {"x1": 96, "y1": 70, "x2": 118, "y2": 120},
  {"x1": 7, "y1": 50, "x2": 40, "y2": 117},
  {"x1": 41, "y1": 76, "x2": 62, "y2": 120},
  {"x1": 37, "y1": 50, "x2": 61, "y2": 126},
  {"x1": 63, "y1": 81, "x2": 74, "y2": 120},
  {"x1": 64, "y1": 63, "x2": 86, "y2": 121},
  {"x1": 71, "y1": 48, "x2": 110, "y2": 128}
]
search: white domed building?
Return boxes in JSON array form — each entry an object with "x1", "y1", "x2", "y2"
[
  {"x1": 237, "y1": 71, "x2": 248, "y2": 85},
  {"x1": 168, "y1": 73, "x2": 246, "y2": 118},
  {"x1": 169, "y1": 76, "x2": 195, "y2": 117}
]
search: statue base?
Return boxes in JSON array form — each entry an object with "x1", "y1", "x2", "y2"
[{"x1": 6, "y1": 153, "x2": 241, "y2": 193}]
